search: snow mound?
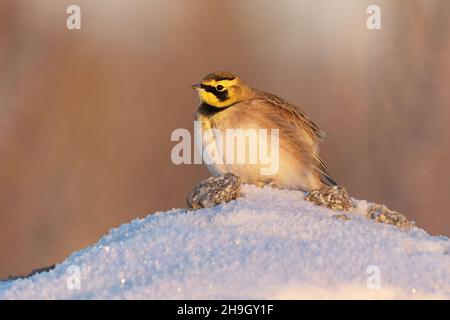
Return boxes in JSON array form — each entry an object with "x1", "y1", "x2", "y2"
[{"x1": 1, "y1": 185, "x2": 449, "y2": 299}]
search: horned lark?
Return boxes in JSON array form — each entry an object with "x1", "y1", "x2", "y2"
[
  {"x1": 188, "y1": 74, "x2": 414, "y2": 226},
  {"x1": 192, "y1": 71, "x2": 336, "y2": 192}
]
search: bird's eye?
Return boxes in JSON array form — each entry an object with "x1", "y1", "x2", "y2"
[{"x1": 216, "y1": 85, "x2": 224, "y2": 91}]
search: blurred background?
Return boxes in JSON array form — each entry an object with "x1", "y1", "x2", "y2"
[{"x1": 0, "y1": 0, "x2": 449, "y2": 278}]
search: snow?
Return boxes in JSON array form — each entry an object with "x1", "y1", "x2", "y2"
[{"x1": 1, "y1": 185, "x2": 449, "y2": 299}]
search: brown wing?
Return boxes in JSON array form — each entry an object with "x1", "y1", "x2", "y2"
[
  {"x1": 254, "y1": 90, "x2": 337, "y2": 186},
  {"x1": 255, "y1": 90, "x2": 325, "y2": 141}
]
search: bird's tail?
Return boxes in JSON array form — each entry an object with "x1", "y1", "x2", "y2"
[
  {"x1": 320, "y1": 172, "x2": 338, "y2": 186},
  {"x1": 314, "y1": 156, "x2": 338, "y2": 186}
]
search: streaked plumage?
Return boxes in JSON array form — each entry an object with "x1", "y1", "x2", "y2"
[{"x1": 192, "y1": 71, "x2": 336, "y2": 191}]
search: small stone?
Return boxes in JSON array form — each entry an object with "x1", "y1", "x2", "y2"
[
  {"x1": 367, "y1": 203, "x2": 414, "y2": 229},
  {"x1": 254, "y1": 179, "x2": 279, "y2": 188},
  {"x1": 305, "y1": 185, "x2": 352, "y2": 211},
  {"x1": 187, "y1": 173, "x2": 241, "y2": 210},
  {"x1": 333, "y1": 213, "x2": 351, "y2": 221}
]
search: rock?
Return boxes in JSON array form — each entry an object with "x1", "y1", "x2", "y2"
[
  {"x1": 333, "y1": 213, "x2": 351, "y2": 221},
  {"x1": 305, "y1": 185, "x2": 353, "y2": 211},
  {"x1": 254, "y1": 179, "x2": 279, "y2": 188},
  {"x1": 187, "y1": 173, "x2": 241, "y2": 210},
  {"x1": 367, "y1": 203, "x2": 414, "y2": 229}
]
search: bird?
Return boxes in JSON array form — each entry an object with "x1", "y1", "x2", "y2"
[{"x1": 192, "y1": 71, "x2": 336, "y2": 192}]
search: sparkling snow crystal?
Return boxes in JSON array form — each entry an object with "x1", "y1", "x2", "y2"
[{"x1": 1, "y1": 185, "x2": 449, "y2": 299}]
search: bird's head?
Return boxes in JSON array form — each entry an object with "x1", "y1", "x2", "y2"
[{"x1": 192, "y1": 71, "x2": 251, "y2": 108}]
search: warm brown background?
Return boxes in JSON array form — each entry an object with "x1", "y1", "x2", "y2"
[{"x1": 0, "y1": 0, "x2": 449, "y2": 278}]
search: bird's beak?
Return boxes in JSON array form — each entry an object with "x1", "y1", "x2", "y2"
[{"x1": 191, "y1": 83, "x2": 201, "y2": 90}]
